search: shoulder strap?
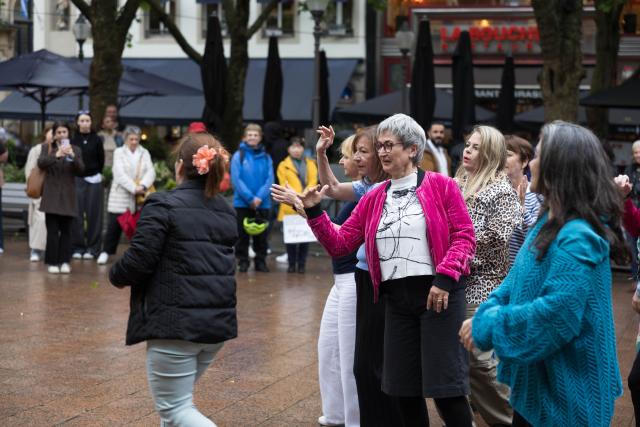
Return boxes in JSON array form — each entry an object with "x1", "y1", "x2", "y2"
[{"x1": 135, "y1": 153, "x2": 143, "y2": 182}]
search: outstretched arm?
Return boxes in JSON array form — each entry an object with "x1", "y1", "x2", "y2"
[{"x1": 316, "y1": 125, "x2": 357, "y2": 201}]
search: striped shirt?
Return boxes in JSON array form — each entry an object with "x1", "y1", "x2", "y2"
[{"x1": 508, "y1": 191, "x2": 543, "y2": 266}]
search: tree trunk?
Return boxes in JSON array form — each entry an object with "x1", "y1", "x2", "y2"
[
  {"x1": 532, "y1": 0, "x2": 585, "y2": 123},
  {"x1": 224, "y1": 34, "x2": 249, "y2": 152},
  {"x1": 587, "y1": 1, "x2": 624, "y2": 138}
]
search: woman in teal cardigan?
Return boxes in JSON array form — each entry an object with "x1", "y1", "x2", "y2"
[{"x1": 459, "y1": 121, "x2": 629, "y2": 427}]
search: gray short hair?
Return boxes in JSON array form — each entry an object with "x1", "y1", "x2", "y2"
[
  {"x1": 123, "y1": 125, "x2": 141, "y2": 141},
  {"x1": 376, "y1": 114, "x2": 426, "y2": 165},
  {"x1": 633, "y1": 139, "x2": 640, "y2": 152}
]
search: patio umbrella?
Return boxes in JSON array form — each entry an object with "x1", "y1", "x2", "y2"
[
  {"x1": 451, "y1": 31, "x2": 476, "y2": 140},
  {"x1": 580, "y1": 68, "x2": 640, "y2": 109},
  {"x1": 262, "y1": 37, "x2": 283, "y2": 122},
  {"x1": 0, "y1": 50, "x2": 88, "y2": 127},
  {"x1": 410, "y1": 20, "x2": 436, "y2": 131},
  {"x1": 201, "y1": 14, "x2": 227, "y2": 133},
  {"x1": 496, "y1": 56, "x2": 516, "y2": 132},
  {"x1": 319, "y1": 50, "x2": 330, "y2": 126}
]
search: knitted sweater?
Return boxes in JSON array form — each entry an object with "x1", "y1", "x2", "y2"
[{"x1": 472, "y1": 215, "x2": 622, "y2": 427}]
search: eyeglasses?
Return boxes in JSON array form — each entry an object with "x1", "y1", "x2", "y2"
[
  {"x1": 77, "y1": 110, "x2": 90, "y2": 115},
  {"x1": 374, "y1": 141, "x2": 404, "y2": 153}
]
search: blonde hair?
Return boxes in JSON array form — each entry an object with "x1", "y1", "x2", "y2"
[
  {"x1": 244, "y1": 123, "x2": 262, "y2": 136},
  {"x1": 455, "y1": 125, "x2": 507, "y2": 203},
  {"x1": 340, "y1": 135, "x2": 356, "y2": 158}
]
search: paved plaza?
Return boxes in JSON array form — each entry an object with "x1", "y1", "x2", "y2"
[{"x1": 0, "y1": 238, "x2": 638, "y2": 426}]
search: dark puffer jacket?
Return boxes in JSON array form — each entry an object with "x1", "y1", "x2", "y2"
[{"x1": 109, "y1": 179, "x2": 238, "y2": 345}]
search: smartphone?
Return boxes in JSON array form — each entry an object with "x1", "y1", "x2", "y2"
[{"x1": 60, "y1": 138, "x2": 70, "y2": 148}]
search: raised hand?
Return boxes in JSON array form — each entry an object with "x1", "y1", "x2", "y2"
[
  {"x1": 614, "y1": 174, "x2": 632, "y2": 197},
  {"x1": 316, "y1": 125, "x2": 335, "y2": 155},
  {"x1": 517, "y1": 175, "x2": 529, "y2": 206}
]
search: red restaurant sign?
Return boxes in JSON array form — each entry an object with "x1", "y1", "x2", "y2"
[{"x1": 439, "y1": 25, "x2": 540, "y2": 53}]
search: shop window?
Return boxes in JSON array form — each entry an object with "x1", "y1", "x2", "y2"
[
  {"x1": 262, "y1": 0, "x2": 295, "y2": 37},
  {"x1": 327, "y1": 0, "x2": 354, "y2": 37},
  {"x1": 52, "y1": 0, "x2": 70, "y2": 31},
  {"x1": 201, "y1": 3, "x2": 228, "y2": 38},
  {"x1": 145, "y1": 0, "x2": 176, "y2": 37}
]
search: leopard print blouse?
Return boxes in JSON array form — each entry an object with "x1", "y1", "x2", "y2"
[{"x1": 458, "y1": 175, "x2": 522, "y2": 304}]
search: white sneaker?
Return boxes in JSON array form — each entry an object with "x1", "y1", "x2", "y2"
[
  {"x1": 48, "y1": 265, "x2": 60, "y2": 274},
  {"x1": 97, "y1": 252, "x2": 109, "y2": 265},
  {"x1": 267, "y1": 248, "x2": 272, "y2": 255},
  {"x1": 60, "y1": 263, "x2": 71, "y2": 274},
  {"x1": 276, "y1": 253, "x2": 289, "y2": 264},
  {"x1": 82, "y1": 253, "x2": 94, "y2": 260},
  {"x1": 30, "y1": 252, "x2": 40, "y2": 262},
  {"x1": 317, "y1": 416, "x2": 343, "y2": 426},
  {"x1": 248, "y1": 247, "x2": 256, "y2": 259},
  {"x1": 0, "y1": 248, "x2": 4, "y2": 254},
  {"x1": 72, "y1": 252, "x2": 83, "y2": 260}
]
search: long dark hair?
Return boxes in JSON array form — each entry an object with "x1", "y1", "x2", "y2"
[{"x1": 534, "y1": 121, "x2": 628, "y2": 264}]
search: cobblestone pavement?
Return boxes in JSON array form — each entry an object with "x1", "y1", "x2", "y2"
[{"x1": 0, "y1": 239, "x2": 637, "y2": 426}]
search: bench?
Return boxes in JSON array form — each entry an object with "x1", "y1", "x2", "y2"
[{"x1": 2, "y1": 182, "x2": 29, "y2": 231}]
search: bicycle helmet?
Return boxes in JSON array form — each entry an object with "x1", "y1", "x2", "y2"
[{"x1": 243, "y1": 217, "x2": 269, "y2": 235}]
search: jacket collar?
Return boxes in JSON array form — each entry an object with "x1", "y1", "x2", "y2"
[
  {"x1": 384, "y1": 168, "x2": 426, "y2": 191},
  {"x1": 176, "y1": 179, "x2": 205, "y2": 191}
]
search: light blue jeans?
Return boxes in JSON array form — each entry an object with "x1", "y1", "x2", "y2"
[{"x1": 146, "y1": 339, "x2": 224, "y2": 427}]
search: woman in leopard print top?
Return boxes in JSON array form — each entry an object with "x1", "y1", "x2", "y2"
[{"x1": 455, "y1": 125, "x2": 521, "y2": 426}]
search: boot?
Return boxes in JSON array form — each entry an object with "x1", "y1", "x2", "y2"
[
  {"x1": 255, "y1": 259, "x2": 270, "y2": 272},
  {"x1": 238, "y1": 260, "x2": 250, "y2": 273}
]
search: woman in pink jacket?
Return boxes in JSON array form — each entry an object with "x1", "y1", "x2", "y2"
[{"x1": 278, "y1": 114, "x2": 476, "y2": 426}]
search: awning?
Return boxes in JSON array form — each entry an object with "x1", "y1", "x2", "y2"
[
  {"x1": 334, "y1": 88, "x2": 494, "y2": 125},
  {"x1": 515, "y1": 99, "x2": 640, "y2": 126},
  {"x1": 0, "y1": 57, "x2": 360, "y2": 125}
]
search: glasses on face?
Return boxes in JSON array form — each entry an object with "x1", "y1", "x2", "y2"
[{"x1": 374, "y1": 141, "x2": 404, "y2": 153}]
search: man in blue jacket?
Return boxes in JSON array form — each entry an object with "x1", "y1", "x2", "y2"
[{"x1": 231, "y1": 123, "x2": 274, "y2": 272}]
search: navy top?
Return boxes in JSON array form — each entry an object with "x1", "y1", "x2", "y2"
[{"x1": 331, "y1": 201, "x2": 358, "y2": 274}]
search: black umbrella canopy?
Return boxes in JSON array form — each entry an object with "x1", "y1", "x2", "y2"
[
  {"x1": 201, "y1": 15, "x2": 227, "y2": 133},
  {"x1": 334, "y1": 88, "x2": 494, "y2": 124},
  {"x1": 117, "y1": 65, "x2": 200, "y2": 103},
  {"x1": 580, "y1": 68, "x2": 640, "y2": 109},
  {"x1": 319, "y1": 50, "x2": 330, "y2": 126},
  {"x1": 410, "y1": 20, "x2": 436, "y2": 131},
  {"x1": 496, "y1": 56, "x2": 516, "y2": 133},
  {"x1": 262, "y1": 37, "x2": 283, "y2": 122},
  {"x1": 451, "y1": 31, "x2": 476, "y2": 140}
]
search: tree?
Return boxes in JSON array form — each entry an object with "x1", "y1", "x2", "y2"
[
  {"x1": 71, "y1": 0, "x2": 278, "y2": 151},
  {"x1": 587, "y1": 0, "x2": 626, "y2": 138},
  {"x1": 532, "y1": 0, "x2": 585, "y2": 123}
]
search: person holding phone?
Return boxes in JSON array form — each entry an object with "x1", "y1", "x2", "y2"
[{"x1": 38, "y1": 122, "x2": 85, "y2": 274}]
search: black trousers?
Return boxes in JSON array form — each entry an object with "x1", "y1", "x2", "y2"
[
  {"x1": 45, "y1": 213, "x2": 73, "y2": 265},
  {"x1": 629, "y1": 350, "x2": 640, "y2": 427},
  {"x1": 235, "y1": 207, "x2": 269, "y2": 263},
  {"x1": 286, "y1": 243, "x2": 309, "y2": 267},
  {"x1": 353, "y1": 268, "x2": 403, "y2": 426},
  {"x1": 72, "y1": 178, "x2": 103, "y2": 255},
  {"x1": 102, "y1": 213, "x2": 123, "y2": 255}
]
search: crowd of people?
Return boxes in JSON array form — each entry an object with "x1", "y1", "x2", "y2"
[{"x1": 2, "y1": 106, "x2": 640, "y2": 426}]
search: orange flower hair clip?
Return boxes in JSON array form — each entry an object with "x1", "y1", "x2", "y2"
[{"x1": 192, "y1": 145, "x2": 218, "y2": 175}]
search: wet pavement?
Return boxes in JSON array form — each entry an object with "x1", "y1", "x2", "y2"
[{"x1": 0, "y1": 238, "x2": 638, "y2": 426}]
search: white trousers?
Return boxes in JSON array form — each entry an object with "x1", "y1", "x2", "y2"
[
  {"x1": 28, "y1": 198, "x2": 46, "y2": 251},
  {"x1": 146, "y1": 339, "x2": 223, "y2": 427},
  {"x1": 318, "y1": 273, "x2": 360, "y2": 427}
]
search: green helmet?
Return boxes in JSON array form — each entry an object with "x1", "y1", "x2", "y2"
[{"x1": 243, "y1": 217, "x2": 269, "y2": 235}]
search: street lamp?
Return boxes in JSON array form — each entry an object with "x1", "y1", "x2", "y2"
[
  {"x1": 308, "y1": 0, "x2": 329, "y2": 131},
  {"x1": 72, "y1": 14, "x2": 91, "y2": 109},
  {"x1": 395, "y1": 20, "x2": 414, "y2": 114}
]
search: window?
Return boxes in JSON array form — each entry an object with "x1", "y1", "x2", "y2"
[
  {"x1": 262, "y1": 0, "x2": 294, "y2": 37},
  {"x1": 52, "y1": 0, "x2": 70, "y2": 31},
  {"x1": 201, "y1": 3, "x2": 228, "y2": 38},
  {"x1": 146, "y1": 0, "x2": 176, "y2": 37},
  {"x1": 326, "y1": 0, "x2": 354, "y2": 36}
]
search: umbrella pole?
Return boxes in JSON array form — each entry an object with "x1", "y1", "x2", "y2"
[{"x1": 40, "y1": 88, "x2": 46, "y2": 132}]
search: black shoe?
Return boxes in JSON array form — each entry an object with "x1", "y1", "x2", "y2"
[
  {"x1": 287, "y1": 265, "x2": 296, "y2": 273},
  {"x1": 297, "y1": 265, "x2": 306, "y2": 274},
  {"x1": 238, "y1": 260, "x2": 249, "y2": 273},
  {"x1": 255, "y1": 260, "x2": 270, "y2": 272}
]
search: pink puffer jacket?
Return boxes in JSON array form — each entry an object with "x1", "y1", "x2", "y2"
[{"x1": 307, "y1": 170, "x2": 476, "y2": 301}]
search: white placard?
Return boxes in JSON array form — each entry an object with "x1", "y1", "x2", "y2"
[{"x1": 283, "y1": 215, "x2": 317, "y2": 244}]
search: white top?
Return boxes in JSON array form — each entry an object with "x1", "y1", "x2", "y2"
[
  {"x1": 376, "y1": 172, "x2": 434, "y2": 281},
  {"x1": 425, "y1": 138, "x2": 449, "y2": 176}
]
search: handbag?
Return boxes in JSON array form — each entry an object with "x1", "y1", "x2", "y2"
[
  {"x1": 134, "y1": 153, "x2": 156, "y2": 206},
  {"x1": 25, "y1": 144, "x2": 51, "y2": 198},
  {"x1": 117, "y1": 208, "x2": 141, "y2": 240}
]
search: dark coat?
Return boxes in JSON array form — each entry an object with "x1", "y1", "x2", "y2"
[
  {"x1": 38, "y1": 142, "x2": 85, "y2": 217},
  {"x1": 109, "y1": 179, "x2": 239, "y2": 346}
]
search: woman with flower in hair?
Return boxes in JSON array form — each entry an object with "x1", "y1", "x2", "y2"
[{"x1": 110, "y1": 132, "x2": 237, "y2": 427}]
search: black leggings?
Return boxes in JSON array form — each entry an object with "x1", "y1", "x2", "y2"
[
  {"x1": 395, "y1": 395, "x2": 472, "y2": 427},
  {"x1": 629, "y1": 350, "x2": 640, "y2": 427}
]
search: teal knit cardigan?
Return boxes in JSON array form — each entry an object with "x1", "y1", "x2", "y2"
[{"x1": 472, "y1": 215, "x2": 622, "y2": 427}]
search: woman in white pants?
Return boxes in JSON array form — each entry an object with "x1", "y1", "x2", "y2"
[{"x1": 24, "y1": 128, "x2": 51, "y2": 261}]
